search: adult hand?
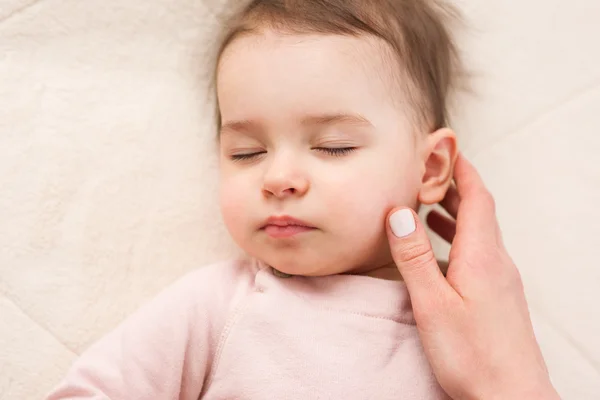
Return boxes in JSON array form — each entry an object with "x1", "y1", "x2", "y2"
[{"x1": 386, "y1": 154, "x2": 559, "y2": 400}]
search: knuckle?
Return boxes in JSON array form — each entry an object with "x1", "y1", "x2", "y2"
[
  {"x1": 506, "y1": 264, "x2": 524, "y2": 290},
  {"x1": 479, "y1": 189, "x2": 496, "y2": 212},
  {"x1": 394, "y1": 241, "x2": 436, "y2": 270},
  {"x1": 490, "y1": 253, "x2": 524, "y2": 293}
]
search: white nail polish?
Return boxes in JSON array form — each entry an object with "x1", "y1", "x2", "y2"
[{"x1": 390, "y1": 209, "x2": 416, "y2": 238}]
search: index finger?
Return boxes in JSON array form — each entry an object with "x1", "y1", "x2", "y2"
[
  {"x1": 439, "y1": 184, "x2": 459, "y2": 219},
  {"x1": 453, "y1": 153, "x2": 500, "y2": 245}
]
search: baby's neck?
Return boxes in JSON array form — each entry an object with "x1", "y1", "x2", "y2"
[
  {"x1": 349, "y1": 263, "x2": 404, "y2": 281},
  {"x1": 353, "y1": 260, "x2": 449, "y2": 281}
]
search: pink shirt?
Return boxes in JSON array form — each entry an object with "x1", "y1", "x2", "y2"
[{"x1": 47, "y1": 259, "x2": 448, "y2": 399}]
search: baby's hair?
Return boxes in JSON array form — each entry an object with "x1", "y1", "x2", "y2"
[{"x1": 210, "y1": 0, "x2": 466, "y2": 133}]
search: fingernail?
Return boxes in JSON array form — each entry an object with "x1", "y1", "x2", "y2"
[{"x1": 390, "y1": 209, "x2": 416, "y2": 238}]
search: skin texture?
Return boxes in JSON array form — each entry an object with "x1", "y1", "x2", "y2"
[
  {"x1": 217, "y1": 29, "x2": 456, "y2": 277},
  {"x1": 387, "y1": 154, "x2": 560, "y2": 400}
]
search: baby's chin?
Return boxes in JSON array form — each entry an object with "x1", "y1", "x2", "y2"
[
  {"x1": 241, "y1": 229, "x2": 392, "y2": 277},
  {"x1": 254, "y1": 251, "x2": 354, "y2": 277},
  {"x1": 253, "y1": 246, "x2": 389, "y2": 277}
]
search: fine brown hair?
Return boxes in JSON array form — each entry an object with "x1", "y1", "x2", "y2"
[{"x1": 211, "y1": 0, "x2": 465, "y2": 133}]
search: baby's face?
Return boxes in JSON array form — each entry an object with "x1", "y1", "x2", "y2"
[{"x1": 217, "y1": 29, "x2": 427, "y2": 276}]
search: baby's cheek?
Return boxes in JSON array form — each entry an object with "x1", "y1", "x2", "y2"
[
  {"x1": 328, "y1": 170, "x2": 419, "y2": 233},
  {"x1": 378, "y1": 161, "x2": 423, "y2": 208},
  {"x1": 349, "y1": 169, "x2": 412, "y2": 205},
  {"x1": 323, "y1": 175, "x2": 392, "y2": 229},
  {"x1": 219, "y1": 179, "x2": 250, "y2": 237}
]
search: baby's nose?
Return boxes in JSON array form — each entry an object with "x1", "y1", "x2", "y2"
[{"x1": 262, "y1": 159, "x2": 309, "y2": 199}]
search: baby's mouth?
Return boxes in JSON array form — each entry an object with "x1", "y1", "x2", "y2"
[
  {"x1": 262, "y1": 224, "x2": 316, "y2": 238},
  {"x1": 261, "y1": 215, "x2": 317, "y2": 238}
]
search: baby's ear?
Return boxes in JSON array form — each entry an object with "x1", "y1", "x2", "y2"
[{"x1": 418, "y1": 128, "x2": 458, "y2": 205}]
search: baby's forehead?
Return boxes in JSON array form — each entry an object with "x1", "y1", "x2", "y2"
[
  {"x1": 217, "y1": 30, "x2": 417, "y2": 139},
  {"x1": 214, "y1": 0, "x2": 462, "y2": 134},
  {"x1": 218, "y1": 29, "x2": 409, "y2": 111},
  {"x1": 223, "y1": 29, "x2": 399, "y2": 77}
]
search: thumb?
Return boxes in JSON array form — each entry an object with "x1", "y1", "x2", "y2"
[{"x1": 387, "y1": 208, "x2": 451, "y2": 306}]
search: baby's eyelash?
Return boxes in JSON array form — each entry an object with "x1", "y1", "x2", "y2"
[
  {"x1": 314, "y1": 147, "x2": 357, "y2": 157},
  {"x1": 230, "y1": 151, "x2": 265, "y2": 161},
  {"x1": 230, "y1": 147, "x2": 356, "y2": 161}
]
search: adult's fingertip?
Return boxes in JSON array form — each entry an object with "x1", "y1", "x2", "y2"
[{"x1": 389, "y1": 208, "x2": 417, "y2": 238}]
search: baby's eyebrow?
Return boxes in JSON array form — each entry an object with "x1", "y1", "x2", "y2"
[
  {"x1": 220, "y1": 113, "x2": 373, "y2": 135},
  {"x1": 220, "y1": 119, "x2": 260, "y2": 136},
  {"x1": 300, "y1": 113, "x2": 373, "y2": 127}
]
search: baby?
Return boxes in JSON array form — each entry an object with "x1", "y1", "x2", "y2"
[{"x1": 48, "y1": 0, "x2": 463, "y2": 398}]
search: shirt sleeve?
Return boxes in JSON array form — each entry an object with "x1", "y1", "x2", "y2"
[{"x1": 45, "y1": 265, "x2": 234, "y2": 400}]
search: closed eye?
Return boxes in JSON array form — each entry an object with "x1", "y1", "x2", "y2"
[
  {"x1": 313, "y1": 147, "x2": 357, "y2": 157},
  {"x1": 230, "y1": 151, "x2": 266, "y2": 161}
]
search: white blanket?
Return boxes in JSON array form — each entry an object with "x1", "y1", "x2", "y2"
[{"x1": 0, "y1": 0, "x2": 598, "y2": 399}]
